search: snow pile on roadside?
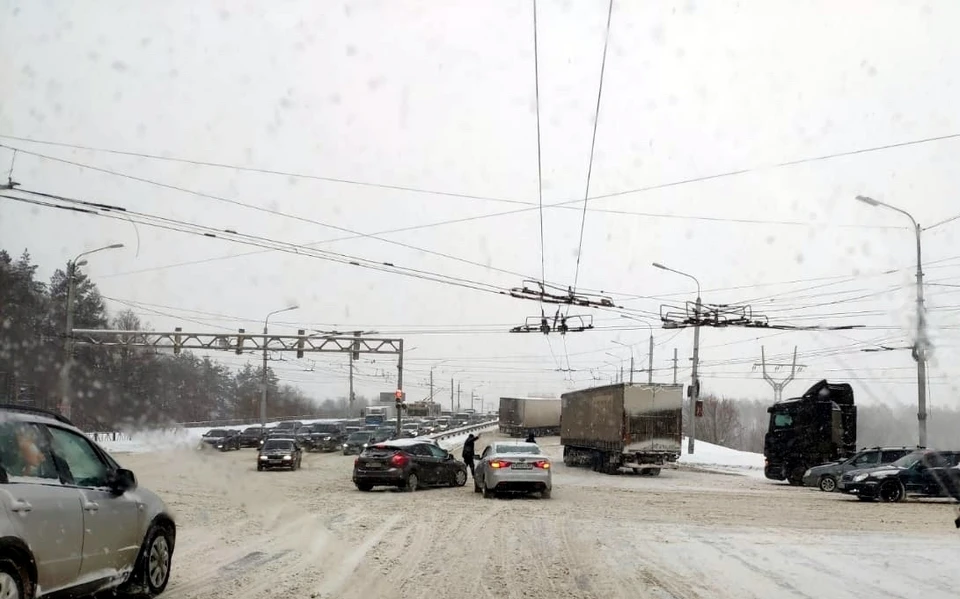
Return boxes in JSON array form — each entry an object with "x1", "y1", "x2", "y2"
[
  {"x1": 97, "y1": 427, "x2": 208, "y2": 454},
  {"x1": 678, "y1": 437, "x2": 765, "y2": 476}
]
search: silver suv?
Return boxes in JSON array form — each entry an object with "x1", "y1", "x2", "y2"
[{"x1": 0, "y1": 406, "x2": 176, "y2": 598}]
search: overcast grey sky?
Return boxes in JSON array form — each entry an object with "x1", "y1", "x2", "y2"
[{"x1": 2, "y1": 0, "x2": 960, "y2": 411}]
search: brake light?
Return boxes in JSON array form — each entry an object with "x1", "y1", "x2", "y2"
[
  {"x1": 390, "y1": 452, "x2": 409, "y2": 468},
  {"x1": 490, "y1": 460, "x2": 512, "y2": 469},
  {"x1": 533, "y1": 460, "x2": 550, "y2": 469},
  {"x1": 354, "y1": 457, "x2": 359, "y2": 466}
]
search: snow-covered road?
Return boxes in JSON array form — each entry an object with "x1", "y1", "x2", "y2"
[{"x1": 111, "y1": 433, "x2": 957, "y2": 599}]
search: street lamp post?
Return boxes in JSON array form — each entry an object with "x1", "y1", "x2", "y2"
[
  {"x1": 60, "y1": 243, "x2": 124, "y2": 419},
  {"x1": 653, "y1": 262, "x2": 701, "y2": 454},
  {"x1": 855, "y1": 195, "x2": 928, "y2": 447},
  {"x1": 614, "y1": 319, "x2": 655, "y2": 384},
  {"x1": 261, "y1": 305, "x2": 299, "y2": 426}
]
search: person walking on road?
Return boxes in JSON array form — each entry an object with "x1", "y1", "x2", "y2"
[{"x1": 462, "y1": 433, "x2": 480, "y2": 479}]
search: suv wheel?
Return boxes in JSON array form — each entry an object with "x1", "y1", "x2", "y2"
[
  {"x1": 879, "y1": 479, "x2": 905, "y2": 503},
  {"x1": 818, "y1": 475, "x2": 837, "y2": 492},
  {"x1": 0, "y1": 558, "x2": 29, "y2": 599},
  {"x1": 123, "y1": 523, "x2": 174, "y2": 597}
]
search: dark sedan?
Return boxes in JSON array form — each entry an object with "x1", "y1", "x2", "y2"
[
  {"x1": 257, "y1": 438, "x2": 303, "y2": 471},
  {"x1": 841, "y1": 449, "x2": 960, "y2": 502},
  {"x1": 239, "y1": 426, "x2": 267, "y2": 448},
  {"x1": 198, "y1": 428, "x2": 241, "y2": 451},
  {"x1": 353, "y1": 439, "x2": 468, "y2": 492},
  {"x1": 342, "y1": 431, "x2": 377, "y2": 455}
]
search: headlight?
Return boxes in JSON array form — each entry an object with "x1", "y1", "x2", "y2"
[
  {"x1": 343, "y1": 443, "x2": 348, "y2": 448},
  {"x1": 803, "y1": 469, "x2": 812, "y2": 478},
  {"x1": 216, "y1": 444, "x2": 223, "y2": 448},
  {"x1": 362, "y1": 443, "x2": 369, "y2": 448},
  {"x1": 259, "y1": 456, "x2": 268, "y2": 460},
  {"x1": 853, "y1": 473, "x2": 869, "y2": 482},
  {"x1": 283, "y1": 455, "x2": 292, "y2": 460}
]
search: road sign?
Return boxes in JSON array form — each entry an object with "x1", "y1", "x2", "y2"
[{"x1": 380, "y1": 391, "x2": 405, "y2": 403}]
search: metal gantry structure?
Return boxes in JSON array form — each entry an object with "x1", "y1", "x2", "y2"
[
  {"x1": 69, "y1": 327, "x2": 408, "y2": 436},
  {"x1": 753, "y1": 346, "x2": 806, "y2": 403}
]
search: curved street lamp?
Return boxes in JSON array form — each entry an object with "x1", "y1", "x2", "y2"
[{"x1": 260, "y1": 305, "x2": 299, "y2": 425}]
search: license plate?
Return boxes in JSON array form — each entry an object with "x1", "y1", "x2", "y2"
[
  {"x1": 512, "y1": 463, "x2": 532, "y2": 470},
  {"x1": 366, "y1": 461, "x2": 383, "y2": 468}
]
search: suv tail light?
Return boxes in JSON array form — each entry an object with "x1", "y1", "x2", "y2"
[
  {"x1": 533, "y1": 460, "x2": 550, "y2": 469},
  {"x1": 390, "y1": 452, "x2": 409, "y2": 468},
  {"x1": 490, "y1": 459, "x2": 512, "y2": 469}
]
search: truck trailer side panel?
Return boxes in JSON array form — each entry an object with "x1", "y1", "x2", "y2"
[
  {"x1": 623, "y1": 384, "x2": 683, "y2": 453},
  {"x1": 560, "y1": 386, "x2": 623, "y2": 447},
  {"x1": 499, "y1": 397, "x2": 561, "y2": 436}
]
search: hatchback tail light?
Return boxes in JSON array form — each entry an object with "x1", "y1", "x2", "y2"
[
  {"x1": 533, "y1": 460, "x2": 550, "y2": 469},
  {"x1": 490, "y1": 459, "x2": 512, "y2": 469},
  {"x1": 390, "y1": 452, "x2": 409, "y2": 468}
]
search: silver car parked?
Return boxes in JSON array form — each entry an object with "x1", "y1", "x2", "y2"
[
  {"x1": 0, "y1": 405, "x2": 176, "y2": 599},
  {"x1": 474, "y1": 441, "x2": 552, "y2": 499}
]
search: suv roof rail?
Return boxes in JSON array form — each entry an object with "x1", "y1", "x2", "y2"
[{"x1": 0, "y1": 404, "x2": 74, "y2": 426}]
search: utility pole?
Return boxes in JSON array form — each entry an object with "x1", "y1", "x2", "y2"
[
  {"x1": 457, "y1": 382, "x2": 461, "y2": 411},
  {"x1": 629, "y1": 354, "x2": 634, "y2": 384},
  {"x1": 648, "y1": 333, "x2": 654, "y2": 385},
  {"x1": 395, "y1": 338, "x2": 404, "y2": 439},
  {"x1": 690, "y1": 295, "x2": 701, "y2": 455},
  {"x1": 450, "y1": 378, "x2": 454, "y2": 412},
  {"x1": 430, "y1": 369, "x2": 434, "y2": 402},
  {"x1": 855, "y1": 196, "x2": 929, "y2": 448},
  {"x1": 261, "y1": 304, "x2": 299, "y2": 426},
  {"x1": 60, "y1": 243, "x2": 124, "y2": 420},
  {"x1": 672, "y1": 348, "x2": 678, "y2": 384},
  {"x1": 652, "y1": 262, "x2": 701, "y2": 454},
  {"x1": 348, "y1": 353, "x2": 354, "y2": 405}
]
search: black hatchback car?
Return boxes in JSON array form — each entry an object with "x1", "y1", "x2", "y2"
[
  {"x1": 199, "y1": 428, "x2": 241, "y2": 451},
  {"x1": 353, "y1": 439, "x2": 468, "y2": 492},
  {"x1": 257, "y1": 438, "x2": 303, "y2": 471},
  {"x1": 841, "y1": 449, "x2": 960, "y2": 502}
]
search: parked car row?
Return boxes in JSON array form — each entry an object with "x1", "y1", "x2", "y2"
[{"x1": 802, "y1": 446, "x2": 960, "y2": 503}]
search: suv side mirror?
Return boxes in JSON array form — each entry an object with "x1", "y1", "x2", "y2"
[{"x1": 109, "y1": 468, "x2": 137, "y2": 495}]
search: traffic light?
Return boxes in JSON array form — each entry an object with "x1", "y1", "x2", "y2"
[
  {"x1": 296, "y1": 329, "x2": 305, "y2": 358},
  {"x1": 695, "y1": 400, "x2": 704, "y2": 418},
  {"x1": 395, "y1": 389, "x2": 405, "y2": 411}
]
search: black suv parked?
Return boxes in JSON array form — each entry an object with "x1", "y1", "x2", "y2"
[
  {"x1": 840, "y1": 449, "x2": 960, "y2": 502},
  {"x1": 802, "y1": 446, "x2": 913, "y2": 492},
  {"x1": 352, "y1": 439, "x2": 467, "y2": 492}
]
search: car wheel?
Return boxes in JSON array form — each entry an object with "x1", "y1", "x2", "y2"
[
  {"x1": 356, "y1": 483, "x2": 373, "y2": 492},
  {"x1": 454, "y1": 469, "x2": 467, "y2": 487},
  {"x1": 405, "y1": 472, "x2": 419, "y2": 492},
  {"x1": 818, "y1": 475, "x2": 838, "y2": 493},
  {"x1": 122, "y1": 523, "x2": 174, "y2": 598},
  {"x1": 0, "y1": 558, "x2": 30, "y2": 599},
  {"x1": 879, "y1": 479, "x2": 905, "y2": 503}
]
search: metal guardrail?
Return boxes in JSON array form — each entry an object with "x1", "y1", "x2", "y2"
[{"x1": 426, "y1": 419, "x2": 499, "y2": 442}]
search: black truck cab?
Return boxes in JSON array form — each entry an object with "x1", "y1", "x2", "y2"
[{"x1": 764, "y1": 380, "x2": 857, "y2": 485}]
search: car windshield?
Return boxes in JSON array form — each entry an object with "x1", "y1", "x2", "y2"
[
  {"x1": 241, "y1": 428, "x2": 262, "y2": 435},
  {"x1": 204, "y1": 430, "x2": 227, "y2": 437},
  {"x1": 262, "y1": 440, "x2": 294, "y2": 451},
  {"x1": 890, "y1": 451, "x2": 928, "y2": 469},
  {"x1": 348, "y1": 433, "x2": 373, "y2": 442},
  {"x1": 314, "y1": 425, "x2": 339, "y2": 433},
  {"x1": 495, "y1": 445, "x2": 541, "y2": 455}
]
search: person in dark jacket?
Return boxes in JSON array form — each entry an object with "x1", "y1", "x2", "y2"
[
  {"x1": 462, "y1": 433, "x2": 480, "y2": 478},
  {"x1": 525, "y1": 432, "x2": 536, "y2": 444}
]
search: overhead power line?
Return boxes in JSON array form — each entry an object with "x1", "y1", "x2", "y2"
[
  {"x1": 0, "y1": 135, "x2": 533, "y2": 207},
  {"x1": 3, "y1": 189, "x2": 512, "y2": 298},
  {"x1": 569, "y1": 0, "x2": 614, "y2": 303}
]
